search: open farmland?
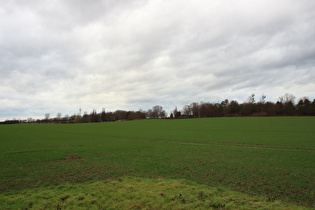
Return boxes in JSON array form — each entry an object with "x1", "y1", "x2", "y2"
[{"x1": 0, "y1": 117, "x2": 314, "y2": 208}]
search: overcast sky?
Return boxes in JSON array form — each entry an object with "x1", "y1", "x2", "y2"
[{"x1": 1, "y1": 0, "x2": 315, "y2": 120}]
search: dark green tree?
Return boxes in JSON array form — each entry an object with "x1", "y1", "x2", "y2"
[{"x1": 101, "y1": 108, "x2": 106, "y2": 122}]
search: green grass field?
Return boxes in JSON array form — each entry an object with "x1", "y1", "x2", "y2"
[{"x1": 0, "y1": 117, "x2": 314, "y2": 209}]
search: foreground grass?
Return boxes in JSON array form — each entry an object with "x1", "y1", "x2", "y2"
[
  {"x1": 0, "y1": 177, "x2": 308, "y2": 209},
  {"x1": 0, "y1": 117, "x2": 314, "y2": 207}
]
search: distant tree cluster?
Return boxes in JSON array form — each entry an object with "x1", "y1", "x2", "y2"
[
  {"x1": 1, "y1": 93, "x2": 315, "y2": 124},
  {"x1": 175, "y1": 94, "x2": 315, "y2": 118},
  {"x1": 78, "y1": 108, "x2": 148, "y2": 123},
  {"x1": 1, "y1": 106, "x2": 164, "y2": 124}
]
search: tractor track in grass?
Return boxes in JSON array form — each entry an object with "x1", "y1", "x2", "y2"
[
  {"x1": 79, "y1": 135, "x2": 315, "y2": 152},
  {"x1": 167, "y1": 141, "x2": 315, "y2": 152}
]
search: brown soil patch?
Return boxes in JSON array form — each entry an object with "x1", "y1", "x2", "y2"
[{"x1": 51, "y1": 154, "x2": 83, "y2": 163}]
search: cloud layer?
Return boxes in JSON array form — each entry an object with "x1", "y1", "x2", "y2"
[{"x1": 1, "y1": 0, "x2": 315, "y2": 120}]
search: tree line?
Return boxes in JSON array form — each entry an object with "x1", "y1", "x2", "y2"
[
  {"x1": 1, "y1": 105, "x2": 166, "y2": 124},
  {"x1": 1, "y1": 93, "x2": 315, "y2": 124},
  {"x1": 177, "y1": 94, "x2": 315, "y2": 118}
]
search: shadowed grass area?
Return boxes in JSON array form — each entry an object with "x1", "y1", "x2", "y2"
[{"x1": 0, "y1": 177, "x2": 308, "y2": 209}]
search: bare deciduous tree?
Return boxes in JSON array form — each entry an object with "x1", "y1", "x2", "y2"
[
  {"x1": 148, "y1": 105, "x2": 166, "y2": 118},
  {"x1": 56, "y1": 113, "x2": 62, "y2": 120},
  {"x1": 45, "y1": 113, "x2": 50, "y2": 120}
]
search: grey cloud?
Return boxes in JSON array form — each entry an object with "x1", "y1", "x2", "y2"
[{"x1": 1, "y1": 0, "x2": 315, "y2": 120}]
